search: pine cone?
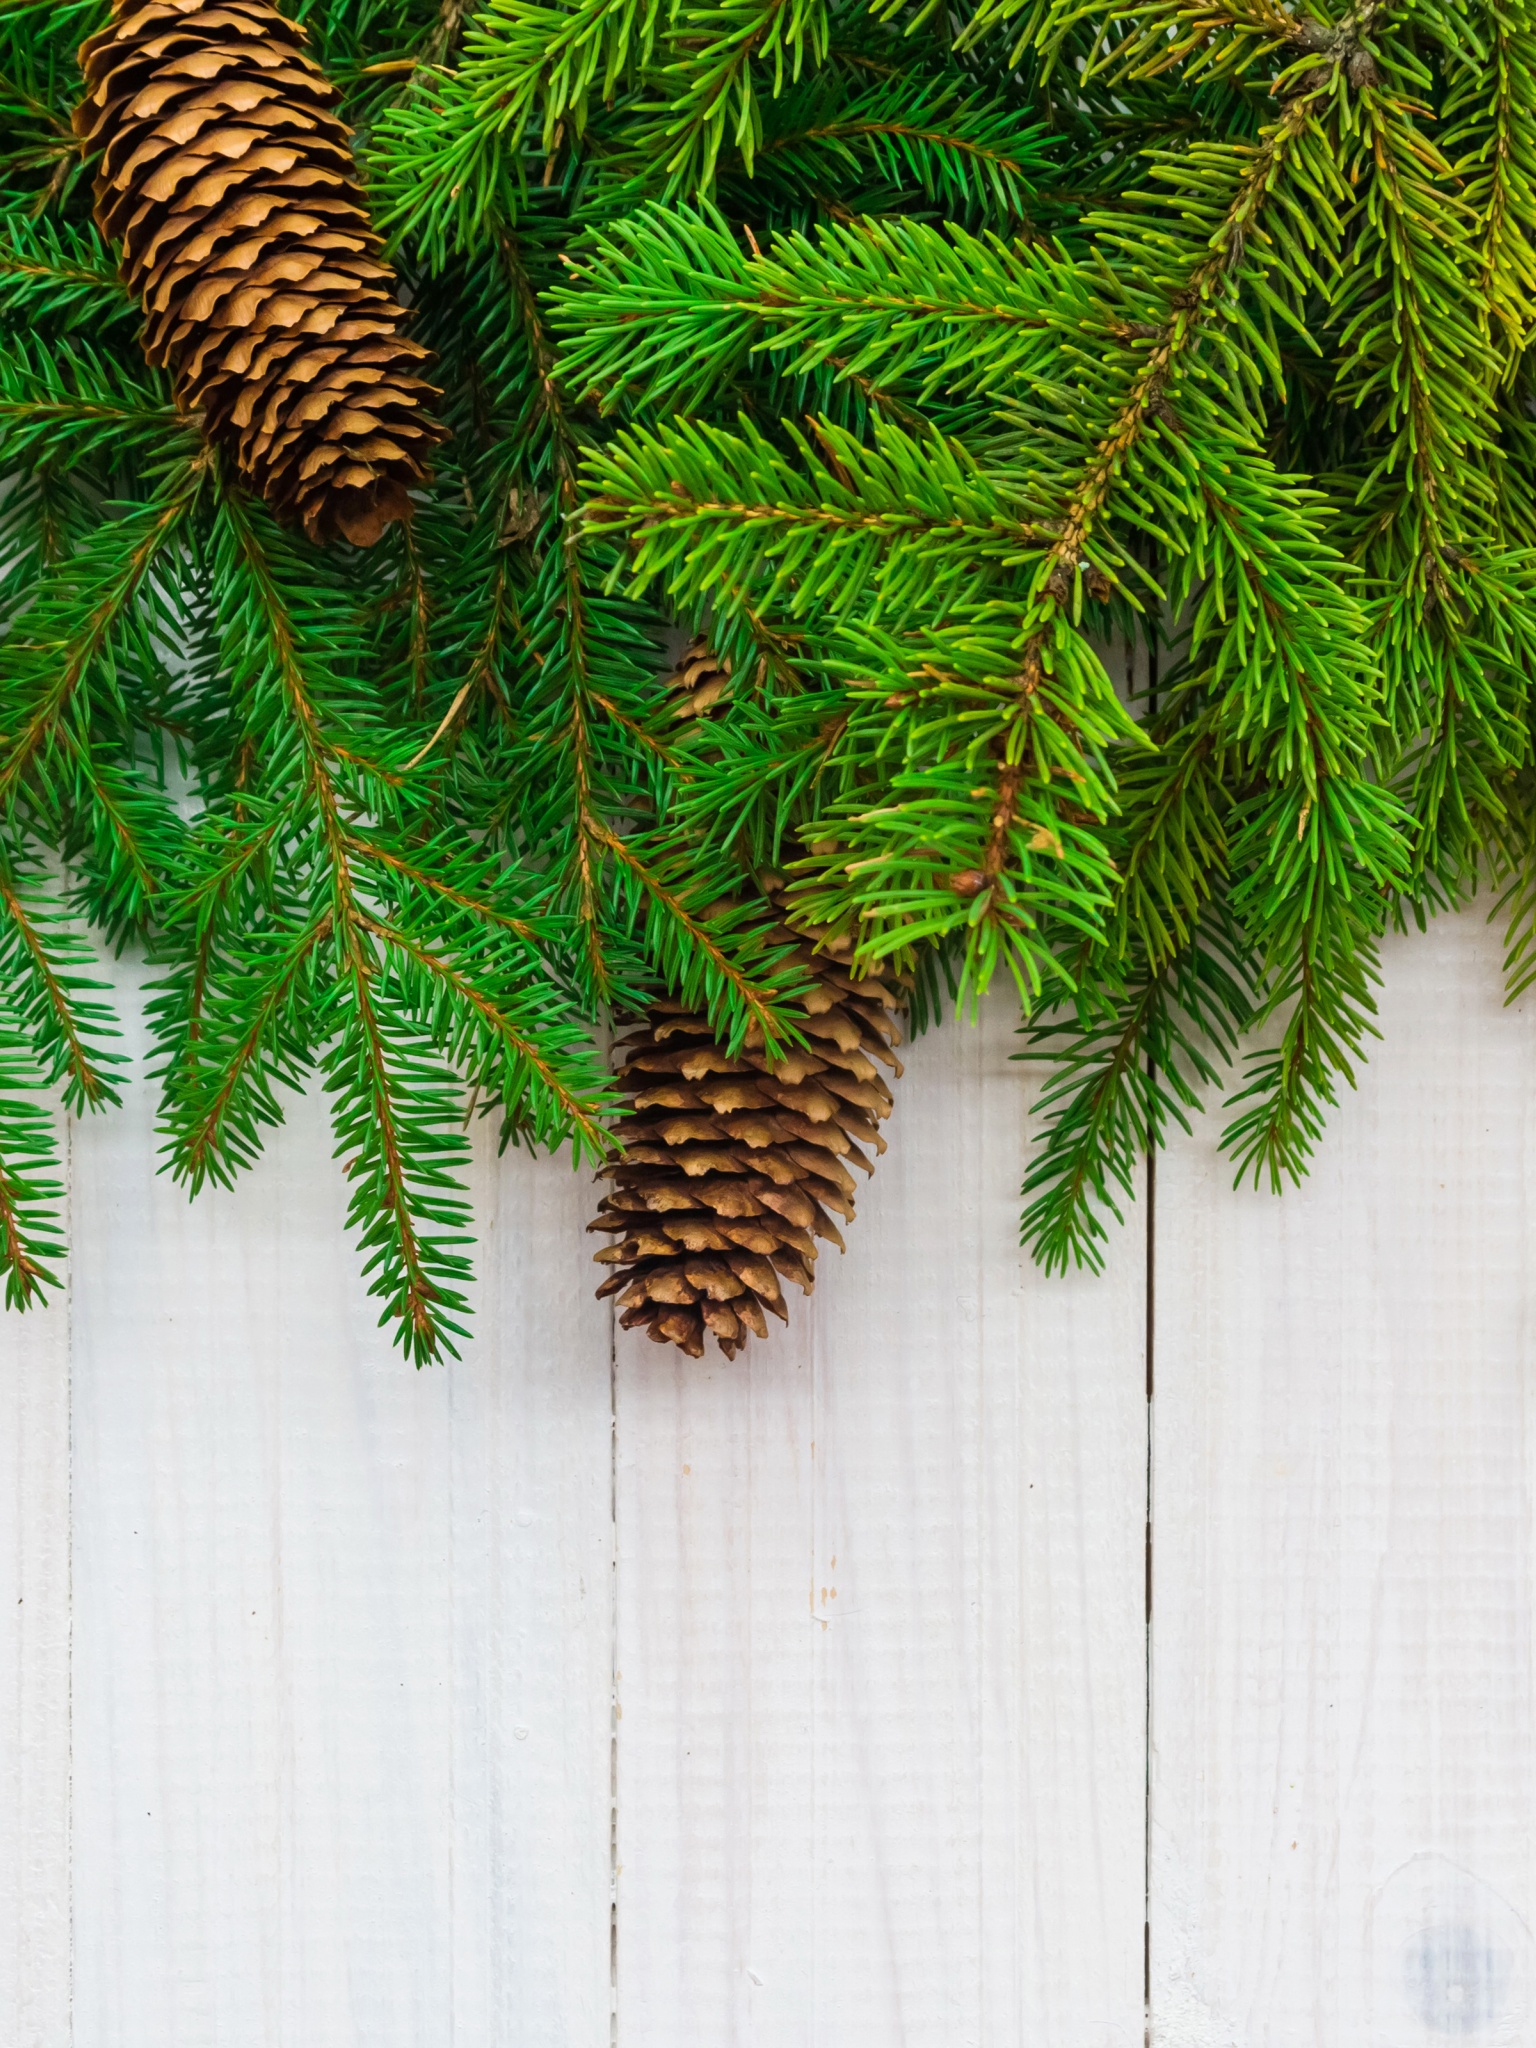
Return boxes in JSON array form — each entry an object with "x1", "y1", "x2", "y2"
[
  {"x1": 663, "y1": 635, "x2": 733, "y2": 719},
  {"x1": 591, "y1": 927, "x2": 904, "y2": 1359},
  {"x1": 75, "y1": 0, "x2": 445, "y2": 547}
]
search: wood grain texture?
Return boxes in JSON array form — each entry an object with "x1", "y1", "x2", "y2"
[
  {"x1": 1151, "y1": 909, "x2": 1536, "y2": 2046},
  {"x1": 0, "y1": 1116, "x2": 71, "y2": 2048},
  {"x1": 613, "y1": 990, "x2": 1149, "y2": 2047},
  {"x1": 66, "y1": 964, "x2": 612, "y2": 2048}
]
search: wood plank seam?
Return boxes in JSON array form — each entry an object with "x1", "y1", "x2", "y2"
[
  {"x1": 65, "y1": 1105, "x2": 75, "y2": 2048},
  {"x1": 609, "y1": 1289, "x2": 619, "y2": 2048},
  {"x1": 1141, "y1": 634, "x2": 1157, "y2": 2048},
  {"x1": 1144, "y1": 1133, "x2": 1154, "y2": 2048}
]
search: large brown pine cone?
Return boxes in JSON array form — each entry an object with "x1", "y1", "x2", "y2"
[
  {"x1": 591, "y1": 929, "x2": 904, "y2": 1359},
  {"x1": 75, "y1": 0, "x2": 444, "y2": 546}
]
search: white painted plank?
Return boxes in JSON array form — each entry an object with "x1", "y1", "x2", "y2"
[
  {"x1": 0, "y1": 1116, "x2": 71, "y2": 2048},
  {"x1": 1151, "y1": 908, "x2": 1536, "y2": 2045},
  {"x1": 614, "y1": 990, "x2": 1148, "y2": 2047},
  {"x1": 68, "y1": 962, "x2": 612, "y2": 2047}
]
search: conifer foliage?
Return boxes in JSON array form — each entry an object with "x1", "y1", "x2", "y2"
[{"x1": 0, "y1": 0, "x2": 1533, "y2": 1352}]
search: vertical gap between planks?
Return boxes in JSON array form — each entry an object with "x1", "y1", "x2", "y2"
[
  {"x1": 65, "y1": 1094, "x2": 76, "y2": 2048},
  {"x1": 608, "y1": 1291, "x2": 619, "y2": 2047},
  {"x1": 1142, "y1": 1137, "x2": 1154, "y2": 2045},
  {"x1": 1146, "y1": 630, "x2": 1155, "y2": 2039},
  {"x1": 1141, "y1": 628, "x2": 1158, "y2": 2048}
]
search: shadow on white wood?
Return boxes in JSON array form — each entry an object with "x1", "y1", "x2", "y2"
[
  {"x1": 614, "y1": 991, "x2": 1149, "y2": 2047},
  {"x1": 1152, "y1": 910, "x2": 1536, "y2": 2046},
  {"x1": 62, "y1": 962, "x2": 613, "y2": 2048}
]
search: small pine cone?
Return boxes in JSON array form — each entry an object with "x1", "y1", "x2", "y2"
[
  {"x1": 664, "y1": 635, "x2": 733, "y2": 720},
  {"x1": 591, "y1": 930, "x2": 904, "y2": 1360},
  {"x1": 74, "y1": 0, "x2": 445, "y2": 547}
]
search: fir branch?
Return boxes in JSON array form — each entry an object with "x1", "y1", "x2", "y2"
[
  {"x1": 1445, "y1": 2, "x2": 1536, "y2": 366},
  {"x1": 601, "y1": 827, "x2": 812, "y2": 1051},
  {"x1": 1331, "y1": 56, "x2": 1523, "y2": 903},
  {"x1": 0, "y1": 335, "x2": 190, "y2": 467},
  {"x1": 552, "y1": 205, "x2": 1074, "y2": 416},
  {"x1": 0, "y1": 853, "x2": 123, "y2": 1111},
  {"x1": 0, "y1": 460, "x2": 206, "y2": 816},
  {"x1": 745, "y1": 72, "x2": 1054, "y2": 224},
  {"x1": 0, "y1": 1010, "x2": 63, "y2": 1308},
  {"x1": 465, "y1": 0, "x2": 667, "y2": 154},
  {"x1": 357, "y1": 911, "x2": 612, "y2": 1152},
  {"x1": 1019, "y1": 908, "x2": 1257, "y2": 1271},
  {"x1": 0, "y1": 215, "x2": 133, "y2": 329},
  {"x1": 583, "y1": 411, "x2": 1046, "y2": 632},
  {"x1": 648, "y1": 0, "x2": 831, "y2": 191}
]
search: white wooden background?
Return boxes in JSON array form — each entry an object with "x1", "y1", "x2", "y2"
[{"x1": 2, "y1": 906, "x2": 1533, "y2": 2045}]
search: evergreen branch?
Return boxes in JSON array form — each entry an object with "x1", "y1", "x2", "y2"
[
  {"x1": 366, "y1": 64, "x2": 527, "y2": 267},
  {"x1": 783, "y1": 609, "x2": 1134, "y2": 1002},
  {"x1": 1332, "y1": 62, "x2": 1520, "y2": 900},
  {"x1": 388, "y1": 510, "x2": 434, "y2": 711},
  {"x1": 1221, "y1": 899, "x2": 1383, "y2": 1189},
  {"x1": 324, "y1": 962, "x2": 474, "y2": 1364},
  {"x1": 1334, "y1": 82, "x2": 1501, "y2": 573},
  {"x1": 1109, "y1": 712, "x2": 1228, "y2": 966},
  {"x1": 600, "y1": 826, "x2": 812, "y2": 1052},
  {"x1": 0, "y1": 215, "x2": 134, "y2": 330},
  {"x1": 0, "y1": 461, "x2": 205, "y2": 815},
  {"x1": 909, "y1": 106, "x2": 1328, "y2": 1000},
  {"x1": 162, "y1": 909, "x2": 332, "y2": 1190},
  {"x1": 1052, "y1": 100, "x2": 1319, "y2": 574},
  {"x1": 1019, "y1": 909, "x2": 1257, "y2": 1271},
  {"x1": 583, "y1": 411, "x2": 1045, "y2": 632},
  {"x1": 0, "y1": 856, "x2": 123, "y2": 1111},
  {"x1": 1491, "y1": 768, "x2": 1536, "y2": 1001},
  {"x1": 1009, "y1": 0, "x2": 1373, "y2": 86},
  {"x1": 552, "y1": 205, "x2": 1074, "y2": 415},
  {"x1": 501, "y1": 228, "x2": 623, "y2": 998},
  {"x1": 745, "y1": 73, "x2": 1055, "y2": 224},
  {"x1": 1445, "y1": 3, "x2": 1536, "y2": 366},
  {"x1": 0, "y1": 1009, "x2": 63, "y2": 1308},
  {"x1": 463, "y1": 0, "x2": 667, "y2": 153},
  {"x1": 197, "y1": 496, "x2": 477, "y2": 1358},
  {"x1": 343, "y1": 830, "x2": 544, "y2": 945},
  {"x1": 358, "y1": 912, "x2": 614, "y2": 1154},
  {"x1": 648, "y1": 0, "x2": 831, "y2": 191}
]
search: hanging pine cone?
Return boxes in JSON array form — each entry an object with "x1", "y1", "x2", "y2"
[
  {"x1": 591, "y1": 923, "x2": 904, "y2": 1359},
  {"x1": 74, "y1": 0, "x2": 444, "y2": 547}
]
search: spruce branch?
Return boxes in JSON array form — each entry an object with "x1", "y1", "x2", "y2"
[
  {"x1": 1019, "y1": 906, "x2": 1258, "y2": 1270},
  {"x1": 0, "y1": 215, "x2": 134, "y2": 329},
  {"x1": 0, "y1": 1008, "x2": 64, "y2": 1308},
  {"x1": 1446, "y1": 2, "x2": 1536, "y2": 366},
  {"x1": 647, "y1": 0, "x2": 831, "y2": 191}
]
